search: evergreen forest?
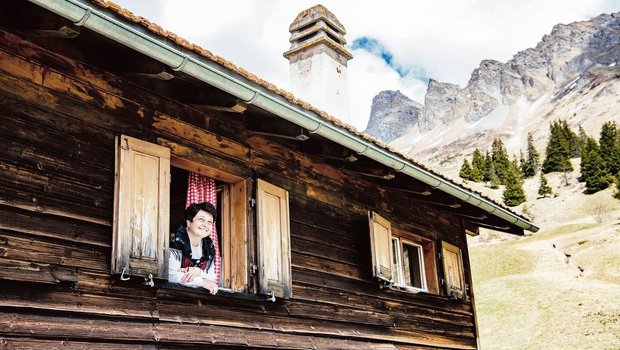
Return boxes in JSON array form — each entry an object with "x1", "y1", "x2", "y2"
[{"x1": 458, "y1": 120, "x2": 620, "y2": 206}]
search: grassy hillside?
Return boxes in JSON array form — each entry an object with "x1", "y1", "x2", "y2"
[{"x1": 467, "y1": 164, "x2": 620, "y2": 349}]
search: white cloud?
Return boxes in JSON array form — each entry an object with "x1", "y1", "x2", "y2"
[
  {"x1": 112, "y1": 0, "x2": 618, "y2": 128},
  {"x1": 347, "y1": 49, "x2": 430, "y2": 130}
]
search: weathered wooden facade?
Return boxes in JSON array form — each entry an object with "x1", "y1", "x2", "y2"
[{"x1": 0, "y1": 1, "x2": 538, "y2": 349}]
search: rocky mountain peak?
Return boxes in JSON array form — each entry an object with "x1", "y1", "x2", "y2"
[
  {"x1": 366, "y1": 11, "x2": 619, "y2": 174},
  {"x1": 363, "y1": 90, "x2": 422, "y2": 143}
]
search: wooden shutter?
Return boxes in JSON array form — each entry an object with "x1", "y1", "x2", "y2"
[
  {"x1": 256, "y1": 179, "x2": 291, "y2": 299},
  {"x1": 368, "y1": 211, "x2": 393, "y2": 282},
  {"x1": 228, "y1": 179, "x2": 250, "y2": 292},
  {"x1": 112, "y1": 135, "x2": 170, "y2": 279},
  {"x1": 442, "y1": 241, "x2": 465, "y2": 298}
]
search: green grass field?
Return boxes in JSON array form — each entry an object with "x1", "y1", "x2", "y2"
[{"x1": 470, "y1": 222, "x2": 620, "y2": 349}]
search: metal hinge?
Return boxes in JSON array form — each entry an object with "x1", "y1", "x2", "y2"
[
  {"x1": 249, "y1": 198, "x2": 256, "y2": 208},
  {"x1": 250, "y1": 263, "x2": 258, "y2": 276}
]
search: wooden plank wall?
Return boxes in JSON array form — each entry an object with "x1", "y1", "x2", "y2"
[{"x1": 0, "y1": 27, "x2": 476, "y2": 349}]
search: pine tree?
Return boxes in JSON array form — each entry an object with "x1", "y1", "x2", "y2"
[
  {"x1": 613, "y1": 171, "x2": 620, "y2": 200},
  {"x1": 503, "y1": 159, "x2": 527, "y2": 206},
  {"x1": 599, "y1": 121, "x2": 620, "y2": 176},
  {"x1": 559, "y1": 120, "x2": 579, "y2": 158},
  {"x1": 521, "y1": 132, "x2": 540, "y2": 178},
  {"x1": 538, "y1": 172, "x2": 552, "y2": 198},
  {"x1": 542, "y1": 121, "x2": 573, "y2": 173},
  {"x1": 459, "y1": 158, "x2": 473, "y2": 181},
  {"x1": 581, "y1": 136, "x2": 612, "y2": 193},
  {"x1": 578, "y1": 126, "x2": 588, "y2": 157},
  {"x1": 580, "y1": 136, "x2": 596, "y2": 184},
  {"x1": 470, "y1": 148, "x2": 485, "y2": 182},
  {"x1": 488, "y1": 162, "x2": 500, "y2": 189},
  {"x1": 491, "y1": 138, "x2": 510, "y2": 183},
  {"x1": 483, "y1": 150, "x2": 492, "y2": 182}
]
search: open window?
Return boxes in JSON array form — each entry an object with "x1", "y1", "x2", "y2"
[
  {"x1": 391, "y1": 229, "x2": 439, "y2": 294},
  {"x1": 113, "y1": 135, "x2": 292, "y2": 298},
  {"x1": 441, "y1": 241, "x2": 465, "y2": 299},
  {"x1": 169, "y1": 164, "x2": 249, "y2": 293},
  {"x1": 400, "y1": 239, "x2": 426, "y2": 290}
]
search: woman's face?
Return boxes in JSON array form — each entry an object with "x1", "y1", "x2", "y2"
[{"x1": 186, "y1": 209, "x2": 214, "y2": 239}]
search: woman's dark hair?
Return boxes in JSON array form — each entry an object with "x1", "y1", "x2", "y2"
[{"x1": 184, "y1": 202, "x2": 217, "y2": 223}]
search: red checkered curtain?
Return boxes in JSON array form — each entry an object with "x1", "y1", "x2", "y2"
[{"x1": 185, "y1": 172, "x2": 221, "y2": 284}]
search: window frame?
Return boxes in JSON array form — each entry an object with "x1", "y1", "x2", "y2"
[
  {"x1": 391, "y1": 237, "x2": 403, "y2": 286},
  {"x1": 390, "y1": 228, "x2": 440, "y2": 295},
  {"x1": 169, "y1": 156, "x2": 249, "y2": 293},
  {"x1": 399, "y1": 238, "x2": 427, "y2": 292}
]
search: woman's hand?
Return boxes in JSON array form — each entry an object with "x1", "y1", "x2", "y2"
[
  {"x1": 179, "y1": 266, "x2": 202, "y2": 284},
  {"x1": 202, "y1": 279, "x2": 218, "y2": 295}
]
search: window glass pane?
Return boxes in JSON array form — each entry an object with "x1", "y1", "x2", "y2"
[
  {"x1": 402, "y1": 243, "x2": 423, "y2": 289},
  {"x1": 391, "y1": 238, "x2": 401, "y2": 285}
]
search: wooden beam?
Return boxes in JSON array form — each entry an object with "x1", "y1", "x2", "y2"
[
  {"x1": 463, "y1": 221, "x2": 480, "y2": 236},
  {"x1": 0, "y1": 205, "x2": 110, "y2": 247},
  {"x1": 0, "y1": 259, "x2": 77, "y2": 284},
  {"x1": 0, "y1": 232, "x2": 108, "y2": 271},
  {"x1": 190, "y1": 101, "x2": 247, "y2": 113},
  {"x1": 23, "y1": 25, "x2": 80, "y2": 39},
  {"x1": 0, "y1": 338, "x2": 155, "y2": 350},
  {"x1": 463, "y1": 220, "x2": 521, "y2": 235},
  {"x1": 0, "y1": 286, "x2": 157, "y2": 320},
  {"x1": 0, "y1": 311, "x2": 476, "y2": 349},
  {"x1": 125, "y1": 63, "x2": 175, "y2": 81},
  {"x1": 339, "y1": 162, "x2": 395, "y2": 180}
]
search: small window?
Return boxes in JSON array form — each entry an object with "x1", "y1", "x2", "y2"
[
  {"x1": 390, "y1": 237, "x2": 428, "y2": 292},
  {"x1": 442, "y1": 241, "x2": 465, "y2": 299},
  {"x1": 371, "y1": 215, "x2": 438, "y2": 294},
  {"x1": 390, "y1": 228, "x2": 439, "y2": 294},
  {"x1": 401, "y1": 240, "x2": 426, "y2": 291}
]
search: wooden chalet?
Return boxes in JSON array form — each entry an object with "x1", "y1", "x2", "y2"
[{"x1": 0, "y1": 1, "x2": 538, "y2": 349}]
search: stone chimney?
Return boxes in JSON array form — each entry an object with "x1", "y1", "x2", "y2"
[{"x1": 284, "y1": 5, "x2": 352, "y2": 120}]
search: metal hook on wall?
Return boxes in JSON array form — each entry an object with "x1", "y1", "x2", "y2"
[
  {"x1": 120, "y1": 137, "x2": 129, "y2": 150},
  {"x1": 120, "y1": 268, "x2": 130, "y2": 281},
  {"x1": 266, "y1": 291, "x2": 276, "y2": 302},
  {"x1": 144, "y1": 274, "x2": 154, "y2": 288}
]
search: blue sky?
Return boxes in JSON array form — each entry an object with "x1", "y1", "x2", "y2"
[
  {"x1": 113, "y1": 0, "x2": 618, "y2": 130},
  {"x1": 351, "y1": 37, "x2": 430, "y2": 82}
]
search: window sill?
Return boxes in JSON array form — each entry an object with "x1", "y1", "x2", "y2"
[
  {"x1": 392, "y1": 285, "x2": 427, "y2": 294},
  {"x1": 157, "y1": 282, "x2": 269, "y2": 302}
]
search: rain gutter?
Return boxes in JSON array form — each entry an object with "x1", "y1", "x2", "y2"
[{"x1": 29, "y1": 0, "x2": 539, "y2": 233}]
